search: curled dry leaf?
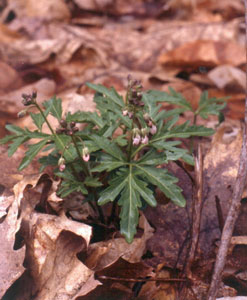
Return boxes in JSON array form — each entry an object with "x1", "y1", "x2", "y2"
[
  {"x1": 85, "y1": 214, "x2": 154, "y2": 271},
  {"x1": 2, "y1": 0, "x2": 70, "y2": 21},
  {"x1": 0, "y1": 61, "x2": 22, "y2": 92},
  {"x1": 0, "y1": 24, "x2": 22, "y2": 44},
  {"x1": 0, "y1": 194, "x2": 25, "y2": 299},
  {"x1": 0, "y1": 145, "x2": 41, "y2": 192},
  {"x1": 1, "y1": 174, "x2": 100, "y2": 300},
  {"x1": 73, "y1": 0, "x2": 114, "y2": 11},
  {"x1": 201, "y1": 121, "x2": 243, "y2": 255},
  {"x1": 208, "y1": 65, "x2": 246, "y2": 93},
  {"x1": 0, "y1": 78, "x2": 56, "y2": 116},
  {"x1": 0, "y1": 39, "x2": 67, "y2": 65}
]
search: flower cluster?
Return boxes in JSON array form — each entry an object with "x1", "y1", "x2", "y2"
[
  {"x1": 132, "y1": 128, "x2": 149, "y2": 146},
  {"x1": 56, "y1": 120, "x2": 79, "y2": 135},
  {"x1": 127, "y1": 75, "x2": 144, "y2": 107},
  {"x1": 144, "y1": 113, "x2": 157, "y2": 135},
  {"x1": 22, "y1": 91, "x2": 37, "y2": 106}
]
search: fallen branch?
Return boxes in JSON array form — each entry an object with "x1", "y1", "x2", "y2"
[{"x1": 206, "y1": 2, "x2": 247, "y2": 298}]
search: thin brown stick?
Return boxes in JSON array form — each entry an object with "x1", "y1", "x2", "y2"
[
  {"x1": 185, "y1": 144, "x2": 203, "y2": 277},
  {"x1": 206, "y1": 3, "x2": 247, "y2": 298},
  {"x1": 215, "y1": 196, "x2": 224, "y2": 233},
  {"x1": 96, "y1": 275, "x2": 188, "y2": 283}
]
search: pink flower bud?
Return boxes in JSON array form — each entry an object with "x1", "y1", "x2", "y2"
[
  {"x1": 17, "y1": 110, "x2": 27, "y2": 118},
  {"x1": 59, "y1": 164, "x2": 66, "y2": 172},
  {"x1": 143, "y1": 113, "x2": 150, "y2": 121},
  {"x1": 148, "y1": 120, "x2": 153, "y2": 127},
  {"x1": 82, "y1": 147, "x2": 90, "y2": 162},
  {"x1": 150, "y1": 124, "x2": 157, "y2": 135},
  {"x1": 141, "y1": 135, "x2": 149, "y2": 144},
  {"x1": 133, "y1": 134, "x2": 141, "y2": 146},
  {"x1": 128, "y1": 112, "x2": 133, "y2": 119},
  {"x1": 122, "y1": 109, "x2": 128, "y2": 116},
  {"x1": 83, "y1": 154, "x2": 90, "y2": 162}
]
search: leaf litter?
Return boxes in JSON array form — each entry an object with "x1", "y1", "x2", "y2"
[{"x1": 1, "y1": 0, "x2": 247, "y2": 298}]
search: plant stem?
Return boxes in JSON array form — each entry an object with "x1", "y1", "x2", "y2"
[
  {"x1": 127, "y1": 108, "x2": 136, "y2": 162},
  {"x1": 131, "y1": 143, "x2": 146, "y2": 159},
  {"x1": 94, "y1": 191, "x2": 105, "y2": 224},
  {"x1": 34, "y1": 103, "x2": 84, "y2": 181},
  {"x1": 70, "y1": 135, "x2": 105, "y2": 223},
  {"x1": 71, "y1": 135, "x2": 91, "y2": 177},
  {"x1": 189, "y1": 114, "x2": 197, "y2": 153},
  {"x1": 35, "y1": 102, "x2": 55, "y2": 135}
]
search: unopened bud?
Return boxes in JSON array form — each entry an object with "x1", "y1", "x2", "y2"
[
  {"x1": 141, "y1": 135, "x2": 149, "y2": 144},
  {"x1": 150, "y1": 124, "x2": 157, "y2": 135},
  {"x1": 132, "y1": 128, "x2": 141, "y2": 146},
  {"x1": 32, "y1": 90, "x2": 37, "y2": 99},
  {"x1": 22, "y1": 93, "x2": 34, "y2": 106},
  {"x1": 122, "y1": 109, "x2": 128, "y2": 116},
  {"x1": 127, "y1": 74, "x2": 132, "y2": 82},
  {"x1": 133, "y1": 128, "x2": 140, "y2": 136},
  {"x1": 141, "y1": 128, "x2": 148, "y2": 136},
  {"x1": 128, "y1": 112, "x2": 133, "y2": 119},
  {"x1": 60, "y1": 120, "x2": 67, "y2": 128},
  {"x1": 143, "y1": 113, "x2": 150, "y2": 121},
  {"x1": 59, "y1": 164, "x2": 66, "y2": 172},
  {"x1": 56, "y1": 128, "x2": 65, "y2": 134},
  {"x1": 58, "y1": 157, "x2": 65, "y2": 166},
  {"x1": 82, "y1": 147, "x2": 90, "y2": 162},
  {"x1": 70, "y1": 122, "x2": 76, "y2": 128},
  {"x1": 17, "y1": 110, "x2": 27, "y2": 118},
  {"x1": 133, "y1": 135, "x2": 141, "y2": 146}
]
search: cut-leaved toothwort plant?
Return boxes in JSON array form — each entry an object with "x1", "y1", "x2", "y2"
[{"x1": 0, "y1": 76, "x2": 225, "y2": 243}]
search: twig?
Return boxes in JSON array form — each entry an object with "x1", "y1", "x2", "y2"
[
  {"x1": 206, "y1": 2, "x2": 247, "y2": 298},
  {"x1": 96, "y1": 275, "x2": 188, "y2": 283},
  {"x1": 185, "y1": 144, "x2": 203, "y2": 277},
  {"x1": 215, "y1": 196, "x2": 224, "y2": 233}
]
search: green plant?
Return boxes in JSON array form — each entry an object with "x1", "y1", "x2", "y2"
[{"x1": 0, "y1": 76, "x2": 225, "y2": 243}]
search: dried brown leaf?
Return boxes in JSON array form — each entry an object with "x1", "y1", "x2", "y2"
[
  {"x1": 201, "y1": 121, "x2": 243, "y2": 255},
  {"x1": 159, "y1": 40, "x2": 245, "y2": 68},
  {"x1": 0, "y1": 78, "x2": 56, "y2": 116},
  {"x1": 208, "y1": 65, "x2": 246, "y2": 93},
  {"x1": 86, "y1": 214, "x2": 154, "y2": 271},
  {"x1": 2, "y1": 174, "x2": 99, "y2": 299},
  {"x1": 0, "y1": 61, "x2": 22, "y2": 92},
  {"x1": 3, "y1": 0, "x2": 70, "y2": 21},
  {"x1": 0, "y1": 195, "x2": 25, "y2": 299}
]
